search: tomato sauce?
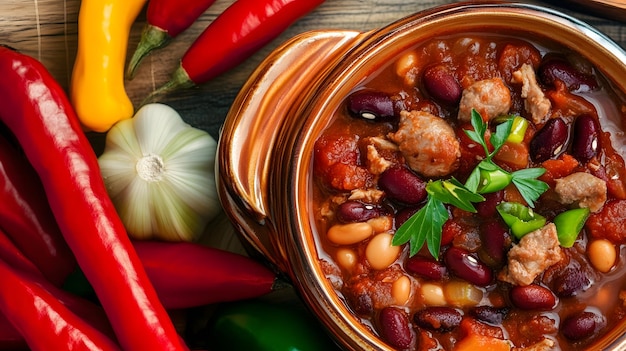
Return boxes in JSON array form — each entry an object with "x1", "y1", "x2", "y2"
[{"x1": 312, "y1": 31, "x2": 626, "y2": 350}]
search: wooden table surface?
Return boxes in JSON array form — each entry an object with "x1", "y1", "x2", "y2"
[{"x1": 0, "y1": 0, "x2": 624, "y2": 143}]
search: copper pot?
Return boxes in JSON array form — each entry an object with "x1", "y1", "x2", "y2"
[{"x1": 217, "y1": 2, "x2": 626, "y2": 350}]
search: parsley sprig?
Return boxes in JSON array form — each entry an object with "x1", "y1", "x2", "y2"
[{"x1": 392, "y1": 110, "x2": 549, "y2": 259}]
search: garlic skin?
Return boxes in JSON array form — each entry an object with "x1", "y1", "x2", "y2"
[{"x1": 98, "y1": 103, "x2": 220, "y2": 242}]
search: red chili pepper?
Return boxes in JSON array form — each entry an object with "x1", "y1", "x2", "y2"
[
  {"x1": 0, "y1": 226, "x2": 40, "y2": 278},
  {"x1": 146, "y1": 0, "x2": 325, "y2": 101},
  {"x1": 127, "y1": 0, "x2": 218, "y2": 78},
  {"x1": 0, "y1": 133, "x2": 76, "y2": 286},
  {"x1": 0, "y1": 260, "x2": 120, "y2": 350},
  {"x1": 66, "y1": 241, "x2": 282, "y2": 309},
  {"x1": 0, "y1": 228, "x2": 116, "y2": 348},
  {"x1": 0, "y1": 46, "x2": 187, "y2": 351},
  {"x1": 134, "y1": 241, "x2": 281, "y2": 309},
  {"x1": 0, "y1": 257, "x2": 121, "y2": 351}
]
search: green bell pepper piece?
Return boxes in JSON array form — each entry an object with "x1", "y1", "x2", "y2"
[
  {"x1": 496, "y1": 202, "x2": 546, "y2": 239},
  {"x1": 553, "y1": 207, "x2": 591, "y2": 247},
  {"x1": 477, "y1": 166, "x2": 513, "y2": 194},
  {"x1": 206, "y1": 299, "x2": 341, "y2": 351}
]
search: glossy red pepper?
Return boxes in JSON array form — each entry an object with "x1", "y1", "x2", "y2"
[
  {"x1": 146, "y1": 0, "x2": 325, "y2": 101},
  {"x1": 0, "y1": 46, "x2": 187, "y2": 351},
  {"x1": 134, "y1": 241, "x2": 281, "y2": 308},
  {"x1": 67, "y1": 241, "x2": 282, "y2": 309},
  {"x1": 0, "y1": 257, "x2": 120, "y2": 351},
  {"x1": 0, "y1": 228, "x2": 116, "y2": 349},
  {"x1": 127, "y1": 0, "x2": 218, "y2": 78},
  {"x1": 0, "y1": 133, "x2": 76, "y2": 286}
]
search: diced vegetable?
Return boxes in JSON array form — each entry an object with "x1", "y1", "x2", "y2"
[
  {"x1": 496, "y1": 202, "x2": 546, "y2": 239},
  {"x1": 554, "y1": 207, "x2": 590, "y2": 247}
]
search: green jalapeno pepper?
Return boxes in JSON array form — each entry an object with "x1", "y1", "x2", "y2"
[
  {"x1": 496, "y1": 202, "x2": 546, "y2": 239},
  {"x1": 206, "y1": 299, "x2": 340, "y2": 351},
  {"x1": 553, "y1": 207, "x2": 590, "y2": 247}
]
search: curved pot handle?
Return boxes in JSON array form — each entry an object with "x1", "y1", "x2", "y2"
[{"x1": 217, "y1": 30, "x2": 365, "y2": 271}]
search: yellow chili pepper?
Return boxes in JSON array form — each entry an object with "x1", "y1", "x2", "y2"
[{"x1": 70, "y1": 0, "x2": 147, "y2": 133}]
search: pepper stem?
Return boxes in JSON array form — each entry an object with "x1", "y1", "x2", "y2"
[
  {"x1": 127, "y1": 25, "x2": 171, "y2": 80},
  {"x1": 140, "y1": 66, "x2": 196, "y2": 106}
]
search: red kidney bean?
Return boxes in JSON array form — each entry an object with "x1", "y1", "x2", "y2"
[
  {"x1": 551, "y1": 266, "x2": 590, "y2": 297},
  {"x1": 413, "y1": 306, "x2": 462, "y2": 331},
  {"x1": 422, "y1": 64, "x2": 462, "y2": 105},
  {"x1": 405, "y1": 256, "x2": 447, "y2": 280},
  {"x1": 476, "y1": 190, "x2": 504, "y2": 218},
  {"x1": 571, "y1": 114, "x2": 599, "y2": 163},
  {"x1": 378, "y1": 167, "x2": 427, "y2": 205},
  {"x1": 444, "y1": 247, "x2": 492, "y2": 286},
  {"x1": 529, "y1": 117, "x2": 569, "y2": 162},
  {"x1": 561, "y1": 311, "x2": 604, "y2": 340},
  {"x1": 336, "y1": 201, "x2": 380, "y2": 223},
  {"x1": 470, "y1": 306, "x2": 509, "y2": 324},
  {"x1": 378, "y1": 307, "x2": 414, "y2": 349},
  {"x1": 509, "y1": 284, "x2": 556, "y2": 310},
  {"x1": 395, "y1": 206, "x2": 420, "y2": 229},
  {"x1": 538, "y1": 55, "x2": 599, "y2": 92},
  {"x1": 480, "y1": 219, "x2": 510, "y2": 265},
  {"x1": 347, "y1": 90, "x2": 396, "y2": 121}
]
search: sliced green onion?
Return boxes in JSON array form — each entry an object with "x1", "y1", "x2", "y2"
[
  {"x1": 477, "y1": 167, "x2": 513, "y2": 194},
  {"x1": 507, "y1": 116, "x2": 529, "y2": 143},
  {"x1": 496, "y1": 202, "x2": 546, "y2": 239},
  {"x1": 554, "y1": 208, "x2": 591, "y2": 247}
]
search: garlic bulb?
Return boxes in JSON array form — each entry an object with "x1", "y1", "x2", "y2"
[{"x1": 98, "y1": 103, "x2": 220, "y2": 242}]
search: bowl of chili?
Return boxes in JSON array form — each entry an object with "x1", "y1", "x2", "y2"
[{"x1": 217, "y1": 2, "x2": 626, "y2": 350}]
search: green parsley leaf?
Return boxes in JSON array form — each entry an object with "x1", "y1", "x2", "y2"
[
  {"x1": 428, "y1": 179, "x2": 484, "y2": 212},
  {"x1": 511, "y1": 169, "x2": 549, "y2": 208},
  {"x1": 465, "y1": 111, "x2": 514, "y2": 160},
  {"x1": 465, "y1": 110, "x2": 489, "y2": 156},
  {"x1": 392, "y1": 196, "x2": 448, "y2": 259},
  {"x1": 490, "y1": 118, "x2": 513, "y2": 155}
]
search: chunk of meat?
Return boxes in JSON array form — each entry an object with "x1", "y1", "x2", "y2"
[
  {"x1": 388, "y1": 110, "x2": 460, "y2": 177},
  {"x1": 512, "y1": 64, "x2": 551, "y2": 125},
  {"x1": 363, "y1": 137, "x2": 399, "y2": 175},
  {"x1": 554, "y1": 172, "x2": 607, "y2": 213},
  {"x1": 458, "y1": 78, "x2": 512, "y2": 122},
  {"x1": 349, "y1": 188, "x2": 385, "y2": 204},
  {"x1": 499, "y1": 223, "x2": 563, "y2": 286}
]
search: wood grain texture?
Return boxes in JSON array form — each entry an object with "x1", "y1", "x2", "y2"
[{"x1": 0, "y1": 0, "x2": 624, "y2": 142}]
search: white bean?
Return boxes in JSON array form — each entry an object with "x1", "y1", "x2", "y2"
[
  {"x1": 421, "y1": 282, "x2": 447, "y2": 306},
  {"x1": 336, "y1": 248, "x2": 357, "y2": 271},
  {"x1": 392, "y1": 275, "x2": 412, "y2": 305},
  {"x1": 588, "y1": 239, "x2": 616, "y2": 273},
  {"x1": 327, "y1": 222, "x2": 373, "y2": 245},
  {"x1": 365, "y1": 233, "x2": 400, "y2": 270}
]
